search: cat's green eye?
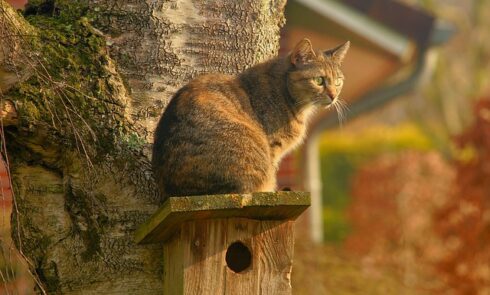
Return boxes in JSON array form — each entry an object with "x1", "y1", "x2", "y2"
[{"x1": 313, "y1": 77, "x2": 324, "y2": 86}]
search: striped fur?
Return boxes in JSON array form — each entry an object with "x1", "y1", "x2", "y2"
[{"x1": 152, "y1": 39, "x2": 349, "y2": 198}]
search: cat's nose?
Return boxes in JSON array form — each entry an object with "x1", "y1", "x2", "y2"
[{"x1": 326, "y1": 87, "x2": 336, "y2": 102}]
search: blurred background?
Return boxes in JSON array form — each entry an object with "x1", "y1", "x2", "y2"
[
  {"x1": 277, "y1": 0, "x2": 490, "y2": 294},
  {"x1": 2, "y1": 0, "x2": 490, "y2": 294}
]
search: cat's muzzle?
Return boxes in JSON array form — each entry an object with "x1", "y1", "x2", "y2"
[{"x1": 321, "y1": 96, "x2": 334, "y2": 106}]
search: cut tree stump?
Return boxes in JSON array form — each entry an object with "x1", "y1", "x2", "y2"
[{"x1": 135, "y1": 191, "x2": 310, "y2": 295}]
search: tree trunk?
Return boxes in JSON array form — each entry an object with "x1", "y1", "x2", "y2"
[{"x1": 1, "y1": 0, "x2": 286, "y2": 293}]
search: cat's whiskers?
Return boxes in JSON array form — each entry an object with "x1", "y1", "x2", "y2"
[
  {"x1": 332, "y1": 97, "x2": 349, "y2": 127},
  {"x1": 336, "y1": 98, "x2": 350, "y2": 113},
  {"x1": 333, "y1": 102, "x2": 343, "y2": 126}
]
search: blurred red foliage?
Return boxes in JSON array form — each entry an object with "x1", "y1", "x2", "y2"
[
  {"x1": 5, "y1": 0, "x2": 27, "y2": 9},
  {"x1": 346, "y1": 151, "x2": 454, "y2": 291},
  {"x1": 434, "y1": 98, "x2": 490, "y2": 294},
  {"x1": 346, "y1": 97, "x2": 490, "y2": 293}
]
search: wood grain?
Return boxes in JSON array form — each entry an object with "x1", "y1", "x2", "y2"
[{"x1": 163, "y1": 218, "x2": 295, "y2": 295}]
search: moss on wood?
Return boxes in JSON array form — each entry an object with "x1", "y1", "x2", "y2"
[
  {"x1": 7, "y1": 1, "x2": 133, "y2": 167},
  {"x1": 135, "y1": 192, "x2": 311, "y2": 244}
]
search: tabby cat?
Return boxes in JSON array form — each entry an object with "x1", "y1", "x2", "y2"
[{"x1": 152, "y1": 38, "x2": 349, "y2": 198}]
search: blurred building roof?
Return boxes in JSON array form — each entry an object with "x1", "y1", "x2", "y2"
[
  {"x1": 342, "y1": 0, "x2": 435, "y2": 46},
  {"x1": 287, "y1": 0, "x2": 417, "y2": 60}
]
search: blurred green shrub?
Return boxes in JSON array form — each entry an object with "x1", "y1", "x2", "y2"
[{"x1": 319, "y1": 123, "x2": 433, "y2": 242}]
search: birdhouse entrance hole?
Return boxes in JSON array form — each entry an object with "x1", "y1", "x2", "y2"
[{"x1": 226, "y1": 241, "x2": 252, "y2": 273}]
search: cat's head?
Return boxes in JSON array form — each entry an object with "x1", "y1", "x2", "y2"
[{"x1": 287, "y1": 38, "x2": 349, "y2": 108}]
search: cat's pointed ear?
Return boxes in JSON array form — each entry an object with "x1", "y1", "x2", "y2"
[
  {"x1": 290, "y1": 38, "x2": 316, "y2": 66},
  {"x1": 324, "y1": 41, "x2": 350, "y2": 64}
]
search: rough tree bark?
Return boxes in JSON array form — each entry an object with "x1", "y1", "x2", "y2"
[{"x1": 0, "y1": 0, "x2": 286, "y2": 293}]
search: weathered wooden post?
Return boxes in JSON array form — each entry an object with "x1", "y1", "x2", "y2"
[{"x1": 135, "y1": 191, "x2": 310, "y2": 295}]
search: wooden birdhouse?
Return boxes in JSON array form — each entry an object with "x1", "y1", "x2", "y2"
[{"x1": 135, "y1": 191, "x2": 310, "y2": 295}]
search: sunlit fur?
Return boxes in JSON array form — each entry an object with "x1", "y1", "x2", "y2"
[
  {"x1": 152, "y1": 39, "x2": 349, "y2": 199},
  {"x1": 288, "y1": 40, "x2": 349, "y2": 126}
]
